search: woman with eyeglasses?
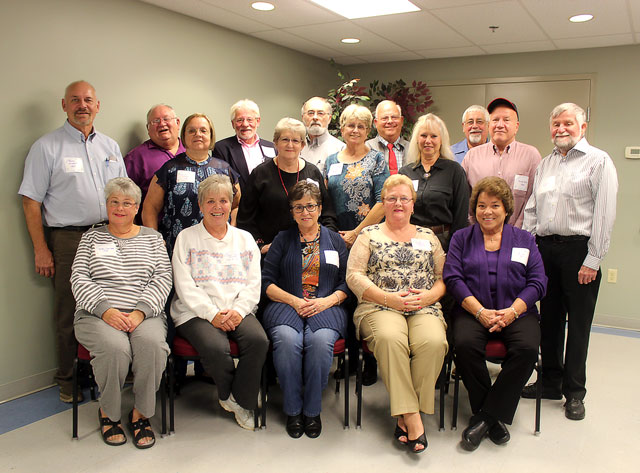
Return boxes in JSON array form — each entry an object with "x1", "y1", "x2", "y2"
[
  {"x1": 142, "y1": 113, "x2": 240, "y2": 257},
  {"x1": 324, "y1": 104, "x2": 389, "y2": 249},
  {"x1": 261, "y1": 181, "x2": 349, "y2": 439},
  {"x1": 346, "y1": 174, "x2": 448, "y2": 454},
  {"x1": 237, "y1": 117, "x2": 338, "y2": 255},
  {"x1": 72, "y1": 177, "x2": 172, "y2": 448}
]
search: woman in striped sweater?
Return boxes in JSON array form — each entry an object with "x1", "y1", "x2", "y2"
[{"x1": 71, "y1": 177, "x2": 172, "y2": 449}]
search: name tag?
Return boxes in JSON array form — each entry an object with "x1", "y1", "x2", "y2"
[
  {"x1": 411, "y1": 238, "x2": 431, "y2": 251},
  {"x1": 306, "y1": 178, "x2": 319, "y2": 188},
  {"x1": 220, "y1": 252, "x2": 241, "y2": 266},
  {"x1": 513, "y1": 174, "x2": 529, "y2": 192},
  {"x1": 412, "y1": 179, "x2": 419, "y2": 192},
  {"x1": 324, "y1": 250, "x2": 339, "y2": 267},
  {"x1": 177, "y1": 170, "x2": 196, "y2": 184},
  {"x1": 327, "y1": 162, "x2": 344, "y2": 177},
  {"x1": 539, "y1": 175, "x2": 556, "y2": 194},
  {"x1": 511, "y1": 247, "x2": 530, "y2": 266},
  {"x1": 94, "y1": 242, "x2": 117, "y2": 257},
  {"x1": 64, "y1": 157, "x2": 84, "y2": 173},
  {"x1": 262, "y1": 146, "x2": 276, "y2": 158}
]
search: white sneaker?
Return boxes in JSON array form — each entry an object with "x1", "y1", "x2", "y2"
[{"x1": 219, "y1": 394, "x2": 255, "y2": 430}]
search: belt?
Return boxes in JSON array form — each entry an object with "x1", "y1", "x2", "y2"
[
  {"x1": 537, "y1": 234, "x2": 588, "y2": 243},
  {"x1": 52, "y1": 222, "x2": 108, "y2": 232},
  {"x1": 428, "y1": 224, "x2": 451, "y2": 235}
]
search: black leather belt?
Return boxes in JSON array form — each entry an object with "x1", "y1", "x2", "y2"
[
  {"x1": 52, "y1": 222, "x2": 108, "y2": 232},
  {"x1": 537, "y1": 234, "x2": 588, "y2": 243},
  {"x1": 429, "y1": 224, "x2": 451, "y2": 235}
]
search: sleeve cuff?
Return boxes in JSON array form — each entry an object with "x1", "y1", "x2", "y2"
[
  {"x1": 135, "y1": 301, "x2": 155, "y2": 318},
  {"x1": 582, "y1": 254, "x2": 601, "y2": 271},
  {"x1": 94, "y1": 299, "x2": 112, "y2": 318}
]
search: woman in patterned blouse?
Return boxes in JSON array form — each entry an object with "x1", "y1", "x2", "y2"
[{"x1": 346, "y1": 174, "x2": 448, "y2": 454}]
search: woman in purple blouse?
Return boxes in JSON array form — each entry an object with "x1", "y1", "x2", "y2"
[{"x1": 443, "y1": 176, "x2": 547, "y2": 452}]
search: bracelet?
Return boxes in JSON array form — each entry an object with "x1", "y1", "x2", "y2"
[
  {"x1": 384, "y1": 293, "x2": 388, "y2": 309},
  {"x1": 475, "y1": 307, "x2": 484, "y2": 319},
  {"x1": 334, "y1": 293, "x2": 341, "y2": 306},
  {"x1": 510, "y1": 306, "x2": 519, "y2": 318}
]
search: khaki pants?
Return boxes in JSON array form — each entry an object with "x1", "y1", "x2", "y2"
[{"x1": 360, "y1": 309, "x2": 447, "y2": 416}]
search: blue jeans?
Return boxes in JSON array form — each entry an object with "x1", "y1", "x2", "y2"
[{"x1": 267, "y1": 324, "x2": 339, "y2": 417}]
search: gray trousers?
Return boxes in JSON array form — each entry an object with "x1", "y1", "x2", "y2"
[
  {"x1": 74, "y1": 314, "x2": 169, "y2": 421},
  {"x1": 176, "y1": 315, "x2": 268, "y2": 410}
]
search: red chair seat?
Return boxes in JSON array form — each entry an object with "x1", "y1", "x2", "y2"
[
  {"x1": 172, "y1": 335, "x2": 199, "y2": 357},
  {"x1": 333, "y1": 338, "x2": 345, "y2": 354},
  {"x1": 77, "y1": 344, "x2": 91, "y2": 361},
  {"x1": 485, "y1": 339, "x2": 508, "y2": 359}
]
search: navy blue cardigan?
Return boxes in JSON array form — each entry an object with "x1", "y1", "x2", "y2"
[{"x1": 261, "y1": 225, "x2": 349, "y2": 337}]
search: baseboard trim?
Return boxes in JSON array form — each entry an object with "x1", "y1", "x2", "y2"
[
  {"x1": 0, "y1": 370, "x2": 56, "y2": 404},
  {"x1": 594, "y1": 314, "x2": 640, "y2": 331}
]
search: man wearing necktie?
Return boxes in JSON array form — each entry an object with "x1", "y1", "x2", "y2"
[{"x1": 366, "y1": 100, "x2": 409, "y2": 175}]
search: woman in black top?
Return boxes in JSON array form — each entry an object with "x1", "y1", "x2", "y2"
[{"x1": 237, "y1": 117, "x2": 338, "y2": 254}]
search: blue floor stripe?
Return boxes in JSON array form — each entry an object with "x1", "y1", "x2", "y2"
[{"x1": 592, "y1": 325, "x2": 640, "y2": 338}]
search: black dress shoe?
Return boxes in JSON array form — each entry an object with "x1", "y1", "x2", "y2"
[
  {"x1": 488, "y1": 421, "x2": 510, "y2": 445},
  {"x1": 564, "y1": 398, "x2": 585, "y2": 420},
  {"x1": 362, "y1": 356, "x2": 378, "y2": 386},
  {"x1": 521, "y1": 383, "x2": 562, "y2": 400},
  {"x1": 461, "y1": 420, "x2": 490, "y2": 451},
  {"x1": 304, "y1": 415, "x2": 322, "y2": 438},
  {"x1": 286, "y1": 414, "x2": 304, "y2": 439}
]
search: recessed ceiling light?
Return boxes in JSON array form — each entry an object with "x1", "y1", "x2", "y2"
[
  {"x1": 311, "y1": 0, "x2": 419, "y2": 19},
  {"x1": 251, "y1": 2, "x2": 275, "y2": 11},
  {"x1": 569, "y1": 14, "x2": 593, "y2": 23},
  {"x1": 341, "y1": 38, "x2": 360, "y2": 44}
]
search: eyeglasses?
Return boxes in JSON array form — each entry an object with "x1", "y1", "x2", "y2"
[
  {"x1": 279, "y1": 138, "x2": 303, "y2": 145},
  {"x1": 378, "y1": 115, "x2": 401, "y2": 123},
  {"x1": 148, "y1": 117, "x2": 177, "y2": 126},
  {"x1": 305, "y1": 110, "x2": 327, "y2": 118},
  {"x1": 291, "y1": 203, "x2": 319, "y2": 213},
  {"x1": 465, "y1": 119, "x2": 486, "y2": 126},
  {"x1": 383, "y1": 196, "x2": 412, "y2": 204},
  {"x1": 234, "y1": 117, "x2": 257, "y2": 125},
  {"x1": 107, "y1": 199, "x2": 136, "y2": 209}
]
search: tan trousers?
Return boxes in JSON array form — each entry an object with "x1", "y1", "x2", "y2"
[{"x1": 360, "y1": 309, "x2": 447, "y2": 416}]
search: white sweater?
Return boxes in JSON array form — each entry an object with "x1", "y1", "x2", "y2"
[{"x1": 170, "y1": 222, "x2": 261, "y2": 327}]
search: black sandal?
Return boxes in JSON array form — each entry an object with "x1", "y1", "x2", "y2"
[
  {"x1": 407, "y1": 432, "x2": 428, "y2": 454},
  {"x1": 98, "y1": 408, "x2": 126, "y2": 446},
  {"x1": 128, "y1": 410, "x2": 156, "y2": 449},
  {"x1": 394, "y1": 422, "x2": 409, "y2": 445}
]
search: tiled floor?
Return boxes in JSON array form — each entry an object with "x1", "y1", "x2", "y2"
[{"x1": 1, "y1": 327, "x2": 639, "y2": 472}]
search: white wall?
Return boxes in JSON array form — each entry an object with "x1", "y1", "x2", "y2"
[{"x1": 0, "y1": 0, "x2": 336, "y2": 400}]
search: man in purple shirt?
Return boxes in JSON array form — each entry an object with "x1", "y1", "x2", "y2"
[
  {"x1": 462, "y1": 98, "x2": 541, "y2": 228},
  {"x1": 124, "y1": 104, "x2": 185, "y2": 217}
]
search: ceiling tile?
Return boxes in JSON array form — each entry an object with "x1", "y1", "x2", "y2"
[
  {"x1": 356, "y1": 51, "x2": 425, "y2": 63},
  {"x1": 482, "y1": 40, "x2": 556, "y2": 55},
  {"x1": 554, "y1": 33, "x2": 635, "y2": 50},
  {"x1": 415, "y1": 45, "x2": 487, "y2": 59},
  {"x1": 250, "y1": 29, "x2": 343, "y2": 58},
  {"x1": 331, "y1": 56, "x2": 368, "y2": 65}
]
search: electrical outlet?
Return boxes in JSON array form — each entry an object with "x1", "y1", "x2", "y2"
[{"x1": 607, "y1": 269, "x2": 618, "y2": 283}]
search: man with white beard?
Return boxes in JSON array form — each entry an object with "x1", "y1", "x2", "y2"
[
  {"x1": 299, "y1": 97, "x2": 344, "y2": 173},
  {"x1": 451, "y1": 105, "x2": 489, "y2": 164}
]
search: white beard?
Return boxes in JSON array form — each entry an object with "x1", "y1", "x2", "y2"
[
  {"x1": 468, "y1": 133, "x2": 483, "y2": 145},
  {"x1": 308, "y1": 124, "x2": 327, "y2": 136}
]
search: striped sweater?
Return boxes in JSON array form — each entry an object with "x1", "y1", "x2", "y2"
[{"x1": 71, "y1": 226, "x2": 172, "y2": 318}]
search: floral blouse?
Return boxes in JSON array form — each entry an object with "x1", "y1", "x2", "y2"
[
  {"x1": 301, "y1": 237, "x2": 320, "y2": 298},
  {"x1": 324, "y1": 149, "x2": 389, "y2": 231},
  {"x1": 346, "y1": 224, "x2": 446, "y2": 333}
]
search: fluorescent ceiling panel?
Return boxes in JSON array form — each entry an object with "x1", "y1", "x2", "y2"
[{"x1": 310, "y1": 0, "x2": 420, "y2": 19}]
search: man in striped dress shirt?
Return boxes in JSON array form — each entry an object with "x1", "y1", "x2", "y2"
[{"x1": 522, "y1": 103, "x2": 618, "y2": 421}]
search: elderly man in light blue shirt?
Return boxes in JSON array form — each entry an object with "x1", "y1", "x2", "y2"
[
  {"x1": 451, "y1": 105, "x2": 489, "y2": 164},
  {"x1": 19, "y1": 80, "x2": 126, "y2": 403}
]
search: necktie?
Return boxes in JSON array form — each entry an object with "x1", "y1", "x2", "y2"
[{"x1": 387, "y1": 142, "x2": 398, "y2": 175}]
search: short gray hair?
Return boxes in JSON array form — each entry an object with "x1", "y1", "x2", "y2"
[
  {"x1": 146, "y1": 103, "x2": 176, "y2": 123},
  {"x1": 374, "y1": 100, "x2": 402, "y2": 118},
  {"x1": 339, "y1": 104, "x2": 373, "y2": 130},
  {"x1": 301, "y1": 97, "x2": 332, "y2": 116},
  {"x1": 198, "y1": 174, "x2": 233, "y2": 207},
  {"x1": 550, "y1": 102, "x2": 587, "y2": 127},
  {"x1": 104, "y1": 177, "x2": 142, "y2": 205},
  {"x1": 230, "y1": 99, "x2": 260, "y2": 121},
  {"x1": 461, "y1": 105, "x2": 489, "y2": 124},
  {"x1": 273, "y1": 117, "x2": 307, "y2": 142}
]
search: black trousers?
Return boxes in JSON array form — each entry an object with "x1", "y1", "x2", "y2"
[
  {"x1": 453, "y1": 312, "x2": 540, "y2": 424},
  {"x1": 537, "y1": 237, "x2": 601, "y2": 401}
]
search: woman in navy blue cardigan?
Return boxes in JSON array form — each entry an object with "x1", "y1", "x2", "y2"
[
  {"x1": 262, "y1": 181, "x2": 349, "y2": 439},
  {"x1": 443, "y1": 177, "x2": 547, "y2": 452}
]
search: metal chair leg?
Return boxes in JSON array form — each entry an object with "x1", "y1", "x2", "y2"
[
  {"x1": 72, "y1": 357, "x2": 79, "y2": 439},
  {"x1": 356, "y1": 346, "x2": 363, "y2": 429},
  {"x1": 343, "y1": 351, "x2": 349, "y2": 429},
  {"x1": 160, "y1": 370, "x2": 167, "y2": 435},
  {"x1": 452, "y1": 372, "x2": 459, "y2": 431}
]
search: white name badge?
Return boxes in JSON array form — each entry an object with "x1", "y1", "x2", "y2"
[
  {"x1": 177, "y1": 170, "x2": 196, "y2": 184},
  {"x1": 513, "y1": 174, "x2": 529, "y2": 192},
  {"x1": 412, "y1": 179, "x2": 419, "y2": 192},
  {"x1": 327, "y1": 163, "x2": 344, "y2": 177},
  {"x1": 306, "y1": 178, "x2": 320, "y2": 188},
  {"x1": 64, "y1": 157, "x2": 84, "y2": 173},
  {"x1": 94, "y1": 242, "x2": 117, "y2": 257},
  {"x1": 538, "y1": 175, "x2": 556, "y2": 194},
  {"x1": 324, "y1": 250, "x2": 339, "y2": 267},
  {"x1": 220, "y1": 252, "x2": 241, "y2": 266},
  {"x1": 511, "y1": 247, "x2": 530, "y2": 266},
  {"x1": 262, "y1": 146, "x2": 276, "y2": 158},
  {"x1": 411, "y1": 238, "x2": 431, "y2": 251}
]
